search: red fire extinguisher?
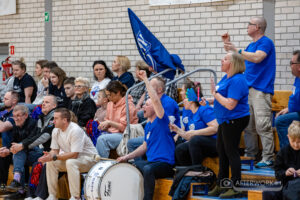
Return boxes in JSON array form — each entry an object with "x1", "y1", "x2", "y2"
[{"x1": 1, "y1": 56, "x2": 13, "y2": 81}]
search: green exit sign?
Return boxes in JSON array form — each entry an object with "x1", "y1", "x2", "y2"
[{"x1": 45, "y1": 12, "x2": 49, "y2": 22}]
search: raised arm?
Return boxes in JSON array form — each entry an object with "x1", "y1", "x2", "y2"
[{"x1": 137, "y1": 71, "x2": 164, "y2": 119}]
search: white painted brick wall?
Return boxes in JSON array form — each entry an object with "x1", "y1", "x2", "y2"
[{"x1": 0, "y1": 0, "x2": 298, "y2": 94}]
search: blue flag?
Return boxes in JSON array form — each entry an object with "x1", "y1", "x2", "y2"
[{"x1": 128, "y1": 8, "x2": 185, "y2": 79}]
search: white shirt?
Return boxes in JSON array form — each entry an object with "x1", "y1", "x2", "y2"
[
  {"x1": 51, "y1": 122, "x2": 98, "y2": 156},
  {"x1": 90, "y1": 78, "x2": 111, "y2": 103}
]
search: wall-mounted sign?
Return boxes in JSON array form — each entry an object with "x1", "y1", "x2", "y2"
[
  {"x1": 0, "y1": 0, "x2": 16, "y2": 16},
  {"x1": 45, "y1": 12, "x2": 50, "y2": 22},
  {"x1": 10, "y1": 46, "x2": 14, "y2": 55}
]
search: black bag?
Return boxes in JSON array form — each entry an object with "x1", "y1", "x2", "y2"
[{"x1": 169, "y1": 165, "x2": 216, "y2": 200}]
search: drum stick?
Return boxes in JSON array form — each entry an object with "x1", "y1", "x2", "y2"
[{"x1": 93, "y1": 154, "x2": 116, "y2": 162}]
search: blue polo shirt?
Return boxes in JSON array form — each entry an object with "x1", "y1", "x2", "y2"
[
  {"x1": 244, "y1": 36, "x2": 276, "y2": 95},
  {"x1": 144, "y1": 113, "x2": 175, "y2": 165},
  {"x1": 214, "y1": 73, "x2": 250, "y2": 124},
  {"x1": 288, "y1": 77, "x2": 300, "y2": 112},
  {"x1": 187, "y1": 105, "x2": 217, "y2": 139}
]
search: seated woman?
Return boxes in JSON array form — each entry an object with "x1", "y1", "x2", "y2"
[
  {"x1": 170, "y1": 80, "x2": 218, "y2": 166},
  {"x1": 12, "y1": 59, "x2": 37, "y2": 103},
  {"x1": 111, "y1": 56, "x2": 135, "y2": 89},
  {"x1": 69, "y1": 77, "x2": 97, "y2": 127},
  {"x1": 96, "y1": 80, "x2": 138, "y2": 158},
  {"x1": 48, "y1": 67, "x2": 68, "y2": 108},
  {"x1": 32, "y1": 59, "x2": 48, "y2": 105},
  {"x1": 90, "y1": 60, "x2": 113, "y2": 104}
]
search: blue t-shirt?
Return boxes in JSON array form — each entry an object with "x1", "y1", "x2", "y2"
[
  {"x1": 214, "y1": 73, "x2": 250, "y2": 124},
  {"x1": 244, "y1": 36, "x2": 276, "y2": 94},
  {"x1": 288, "y1": 77, "x2": 300, "y2": 112},
  {"x1": 0, "y1": 110, "x2": 15, "y2": 148},
  {"x1": 144, "y1": 113, "x2": 175, "y2": 165},
  {"x1": 161, "y1": 94, "x2": 181, "y2": 128},
  {"x1": 182, "y1": 107, "x2": 193, "y2": 131},
  {"x1": 186, "y1": 105, "x2": 217, "y2": 139}
]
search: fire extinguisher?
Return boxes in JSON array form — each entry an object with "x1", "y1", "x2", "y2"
[{"x1": 1, "y1": 56, "x2": 13, "y2": 81}]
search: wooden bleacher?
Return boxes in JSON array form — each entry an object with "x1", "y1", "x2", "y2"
[
  {"x1": 1, "y1": 90, "x2": 291, "y2": 199},
  {"x1": 153, "y1": 90, "x2": 291, "y2": 200}
]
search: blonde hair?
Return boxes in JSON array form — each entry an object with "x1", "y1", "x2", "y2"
[
  {"x1": 288, "y1": 121, "x2": 300, "y2": 139},
  {"x1": 116, "y1": 56, "x2": 131, "y2": 72},
  {"x1": 230, "y1": 53, "x2": 245, "y2": 76},
  {"x1": 75, "y1": 77, "x2": 90, "y2": 88}
]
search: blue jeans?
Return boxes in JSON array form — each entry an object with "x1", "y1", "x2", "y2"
[
  {"x1": 134, "y1": 160, "x2": 174, "y2": 200},
  {"x1": 96, "y1": 132, "x2": 122, "y2": 158},
  {"x1": 127, "y1": 136, "x2": 144, "y2": 161},
  {"x1": 13, "y1": 147, "x2": 43, "y2": 185},
  {"x1": 275, "y1": 112, "x2": 300, "y2": 148}
]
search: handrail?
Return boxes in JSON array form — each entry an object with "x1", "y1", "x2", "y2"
[{"x1": 125, "y1": 68, "x2": 217, "y2": 137}]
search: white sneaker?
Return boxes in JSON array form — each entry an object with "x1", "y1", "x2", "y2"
[
  {"x1": 33, "y1": 197, "x2": 44, "y2": 200},
  {"x1": 24, "y1": 198, "x2": 33, "y2": 200},
  {"x1": 46, "y1": 194, "x2": 58, "y2": 200}
]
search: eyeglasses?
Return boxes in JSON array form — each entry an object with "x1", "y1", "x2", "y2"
[
  {"x1": 74, "y1": 85, "x2": 86, "y2": 89},
  {"x1": 290, "y1": 61, "x2": 300, "y2": 66},
  {"x1": 13, "y1": 113, "x2": 25, "y2": 118},
  {"x1": 248, "y1": 22, "x2": 257, "y2": 26}
]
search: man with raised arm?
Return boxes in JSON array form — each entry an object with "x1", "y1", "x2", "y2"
[{"x1": 117, "y1": 70, "x2": 175, "y2": 200}]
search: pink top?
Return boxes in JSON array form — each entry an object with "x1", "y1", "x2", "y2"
[{"x1": 105, "y1": 95, "x2": 138, "y2": 133}]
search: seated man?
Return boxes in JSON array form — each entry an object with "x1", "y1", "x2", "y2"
[
  {"x1": 275, "y1": 50, "x2": 300, "y2": 148},
  {"x1": 25, "y1": 95, "x2": 57, "y2": 199},
  {"x1": 127, "y1": 76, "x2": 180, "y2": 160},
  {"x1": 117, "y1": 70, "x2": 175, "y2": 200},
  {"x1": 39, "y1": 108, "x2": 98, "y2": 200},
  {"x1": 0, "y1": 91, "x2": 18, "y2": 189},
  {"x1": 6, "y1": 105, "x2": 43, "y2": 192}
]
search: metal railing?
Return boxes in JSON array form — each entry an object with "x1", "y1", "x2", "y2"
[{"x1": 125, "y1": 68, "x2": 217, "y2": 137}]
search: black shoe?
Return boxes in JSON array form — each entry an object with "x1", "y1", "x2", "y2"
[
  {"x1": 6, "y1": 180, "x2": 22, "y2": 193},
  {"x1": 4, "y1": 191, "x2": 26, "y2": 200}
]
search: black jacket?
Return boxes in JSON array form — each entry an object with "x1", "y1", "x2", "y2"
[
  {"x1": 274, "y1": 145, "x2": 300, "y2": 186},
  {"x1": 12, "y1": 117, "x2": 40, "y2": 149},
  {"x1": 69, "y1": 93, "x2": 97, "y2": 127}
]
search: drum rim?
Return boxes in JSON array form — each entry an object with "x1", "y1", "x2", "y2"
[{"x1": 84, "y1": 161, "x2": 143, "y2": 199}]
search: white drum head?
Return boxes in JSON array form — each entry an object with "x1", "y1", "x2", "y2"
[
  {"x1": 100, "y1": 163, "x2": 144, "y2": 200},
  {"x1": 84, "y1": 161, "x2": 144, "y2": 200}
]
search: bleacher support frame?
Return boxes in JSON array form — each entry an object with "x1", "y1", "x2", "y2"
[{"x1": 125, "y1": 68, "x2": 218, "y2": 137}]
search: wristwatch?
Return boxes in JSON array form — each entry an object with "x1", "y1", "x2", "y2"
[{"x1": 52, "y1": 154, "x2": 58, "y2": 161}]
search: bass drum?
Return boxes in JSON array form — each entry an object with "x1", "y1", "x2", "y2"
[{"x1": 84, "y1": 160, "x2": 144, "y2": 200}]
